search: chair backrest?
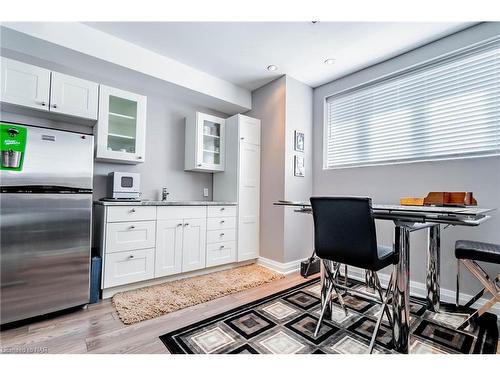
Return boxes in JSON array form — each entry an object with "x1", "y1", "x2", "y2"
[{"x1": 310, "y1": 197, "x2": 379, "y2": 270}]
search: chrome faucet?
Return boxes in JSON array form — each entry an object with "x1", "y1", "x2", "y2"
[{"x1": 161, "y1": 187, "x2": 169, "y2": 201}]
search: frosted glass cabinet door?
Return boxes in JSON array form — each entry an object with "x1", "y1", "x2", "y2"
[{"x1": 95, "y1": 85, "x2": 147, "y2": 164}]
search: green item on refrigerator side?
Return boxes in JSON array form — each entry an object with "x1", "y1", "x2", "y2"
[{"x1": 1, "y1": 123, "x2": 27, "y2": 171}]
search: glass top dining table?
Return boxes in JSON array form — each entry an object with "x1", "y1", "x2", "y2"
[{"x1": 274, "y1": 200, "x2": 493, "y2": 353}]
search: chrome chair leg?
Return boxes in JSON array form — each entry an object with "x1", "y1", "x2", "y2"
[
  {"x1": 322, "y1": 261, "x2": 347, "y2": 315},
  {"x1": 314, "y1": 283, "x2": 334, "y2": 337},
  {"x1": 369, "y1": 297, "x2": 389, "y2": 354},
  {"x1": 367, "y1": 270, "x2": 394, "y2": 353},
  {"x1": 344, "y1": 264, "x2": 348, "y2": 288},
  {"x1": 456, "y1": 260, "x2": 500, "y2": 330},
  {"x1": 330, "y1": 264, "x2": 348, "y2": 316},
  {"x1": 456, "y1": 259, "x2": 460, "y2": 307},
  {"x1": 374, "y1": 272, "x2": 394, "y2": 328}
]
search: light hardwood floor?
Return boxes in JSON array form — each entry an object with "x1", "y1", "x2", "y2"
[
  {"x1": 0, "y1": 272, "x2": 309, "y2": 354},
  {"x1": 1, "y1": 272, "x2": 498, "y2": 354}
]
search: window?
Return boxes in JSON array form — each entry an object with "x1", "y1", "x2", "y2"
[{"x1": 324, "y1": 38, "x2": 500, "y2": 169}]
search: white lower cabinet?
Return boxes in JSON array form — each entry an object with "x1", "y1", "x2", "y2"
[
  {"x1": 181, "y1": 218, "x2": 207, "y2": 272},
  {"x1": 106, "y1": 221, "x2": 156, "y2": 253},
  {"x1": 206, "y1": 241, "x2": 236, "y2": 267},
  {"x1": 97, "y1": 204, "x2": 237, "y2": 294},
  {"x1": 104, "y1": 248, "x2": 155, "y2": 288},
  {"x1": 155, "y1": 219, "x2": 183, "y2": 278}
]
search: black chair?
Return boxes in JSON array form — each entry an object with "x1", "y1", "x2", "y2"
[
  {"x1": 310, "y1": 197, "x2": 399, "y2": 353},
  {"x1": 455, "y1": 240, "x2": 500, "y2": 329}
]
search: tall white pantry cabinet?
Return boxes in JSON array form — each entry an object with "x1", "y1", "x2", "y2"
[{"x1": 214, "y1": 114, "x2": 261, "y2": 261}]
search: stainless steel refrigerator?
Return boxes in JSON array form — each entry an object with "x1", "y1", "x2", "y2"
[{"x1": 1, "y1": 123, "x2": 93, "y2": 324}]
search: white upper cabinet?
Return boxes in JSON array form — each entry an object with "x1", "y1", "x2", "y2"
[
  {"x1": 49, "y1": 72, "x2": 98, "y2": 120},
  {"x1": 185, "y1": 112, "x2": 225, "y2": 172},
  {"x1": 95, "y1": 85, "x2": 147, "y2": 164},
  {"x1": 1, "y1": 57, "x2": 51, "y2": 111},
  {"x1": 1, "y1": 57, "x2": 99, "y2": 121},
  {"x1": 239, "y1": 115, "x2": 261, "y2": 146}
]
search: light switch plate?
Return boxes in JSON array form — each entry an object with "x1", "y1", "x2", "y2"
[{"x1": 203, "y1": 188, "x2": 209, "y2": 197}]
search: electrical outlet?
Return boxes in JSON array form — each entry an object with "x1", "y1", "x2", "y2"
[{"x1": 203, "y1": 188, "x2": 209, "y2": 197}]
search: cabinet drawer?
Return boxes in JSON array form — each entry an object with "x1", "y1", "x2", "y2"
[
  {"x1": 157, "y1": 206, "x2": 206, "y2": 220},
  {"x1": 206, "y1": 241, "x2": 236, "y2": 267},
  {"x1": 207, "y1": 205, "x2": 236, "y2": 218},
  {"x1": 207, "y1": 229, "x2": 236, "y2": 244},
  {"x1": 106, "y1": 221, "x2": 156, "y2": 253},
  {"x1": 107, "y1": 206, "x2": 156, "y2": 222},
  {"x1": 207, "y1": 216, "x2": 236, "y2": 230},
  {"x1": 104, "y1": 248, "x2": 155, "y2": 288}
]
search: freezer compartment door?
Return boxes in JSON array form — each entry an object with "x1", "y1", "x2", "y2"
[
  {"x1": 1, "y1": 193, "x2": 91, "y2": 324},
  {"x1": 0, "y1": 124, "x2": 93, "y2": 189}
]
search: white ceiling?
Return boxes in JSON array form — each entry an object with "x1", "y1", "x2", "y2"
[{"x1": 85, "y1": 22, "x2": 475, "y2": 91}]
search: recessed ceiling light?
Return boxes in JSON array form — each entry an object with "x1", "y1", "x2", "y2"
[
  {"x1": 324, "y1": 59, "x2": 335, "y2": 65},
  {"x1": 267, "y1": 65, "x2": 279, "y2": 71}
]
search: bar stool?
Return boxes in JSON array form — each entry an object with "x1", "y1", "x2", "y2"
[
  {"x1": 310, "y1": 197, "x2": 399, "y2": 353},
  {"x1": 455, "y1": 240, "x2": 500, "y2": 330}
]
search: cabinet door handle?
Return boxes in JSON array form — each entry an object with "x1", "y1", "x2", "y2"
[
  {"x1": 137, "y1": 156, "x2": 143, "y2": 160},
  {"x1": 220, "y1": 233, "x2": 225, "y2": 237},
  {"x1": 220, "y1": 245, "x2": 225, "y2": 249},
  {"x1": 184, "y1": 222, "x2": 189, "y2": 226},
  {"x1": 177, "y1": 223, "x2": 183, "y2": 227},
  {"x1": 220, "y1": 207, "x2": 225, "y2": 211},
  {"x1": 35, "y1": 101, "x2": 46, "y2": 107},
  {"x1": 240, "y1": 137, "x2": 245, "y2": 140},
  {"x1": 128, "y1": 255, "x2": 134, "y2": 259},
  {"x1": 220, "y1": 220, "x2": 225, "y2": 224},
  {"x1": 197, "y1": 164, "x2": 202, "y2": 167},
  {"x1": 52, "y1": 104, "x2": 58, "y2": 109},
  {"x1": 130, "y1": 208, "x2": 136, "y2": 213},
  {"x1": 129, "y1": 225, "x2": 136, "y2": 229}
]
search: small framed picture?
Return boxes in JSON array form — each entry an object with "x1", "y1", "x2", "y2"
[
  {"x1": 294, "y1": 130, "x2": 305, "y2": 152},
  {"x1": 294, "y1": 155, "x2": 305, "y2": 177}
]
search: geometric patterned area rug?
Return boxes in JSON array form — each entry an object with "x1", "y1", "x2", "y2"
[{"x1": 159, "y1": 277, "x2": 499, "y2": 354}]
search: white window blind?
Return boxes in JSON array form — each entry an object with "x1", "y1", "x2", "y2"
[{"x1": 324, "y1": 38, "x2": 500, "y2": 169}]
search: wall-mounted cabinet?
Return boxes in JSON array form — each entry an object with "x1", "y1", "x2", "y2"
[
  {"x1": 0, "y1": 57, "x2": 98, "y2": 121},
  {"x1": 95, "y1": 85, "x2": 147, "y2": 164},
  {"x1": 185, "y1": 112, "x2": 225, "y2": 172}
]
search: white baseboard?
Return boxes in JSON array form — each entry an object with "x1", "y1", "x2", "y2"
[
  {"x1": 258, "y1": 259, "x2": 499, "y2": 316},
  {"x1": 257, "y1": 256, "x2": 306, "y2": 275}
]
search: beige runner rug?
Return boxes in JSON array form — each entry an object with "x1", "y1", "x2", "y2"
[{"x1": 112, "y1": 264, "x2": 284, "y2": 324}]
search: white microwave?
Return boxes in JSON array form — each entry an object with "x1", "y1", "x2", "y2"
[{"x1": 106, "y1": 172, "x2": 141, "y2": 199}]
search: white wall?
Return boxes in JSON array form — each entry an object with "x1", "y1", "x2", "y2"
[
  {"x1": 0, "y1": 48, "x2": 228, "y2": 202},
  {"x1": 313, "y1": 22, "x2": 500, "y2": 295}
]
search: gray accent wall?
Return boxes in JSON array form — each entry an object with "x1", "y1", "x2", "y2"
[
  {"x1": 246, "y1": 75, "x2": 313, "y2": 264},
  {"x1": 313, "y1": 22, "x2": 500, "y2": 295},
  {"x1": 0, "y1": 48, "x2": 228, "y2": 202},
  {"x1": 283, "y1": 76, "x2": 314, "y2": 263},
  {"x1": 246, "y1": 77, "x2": 287, "y2": 262}
]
